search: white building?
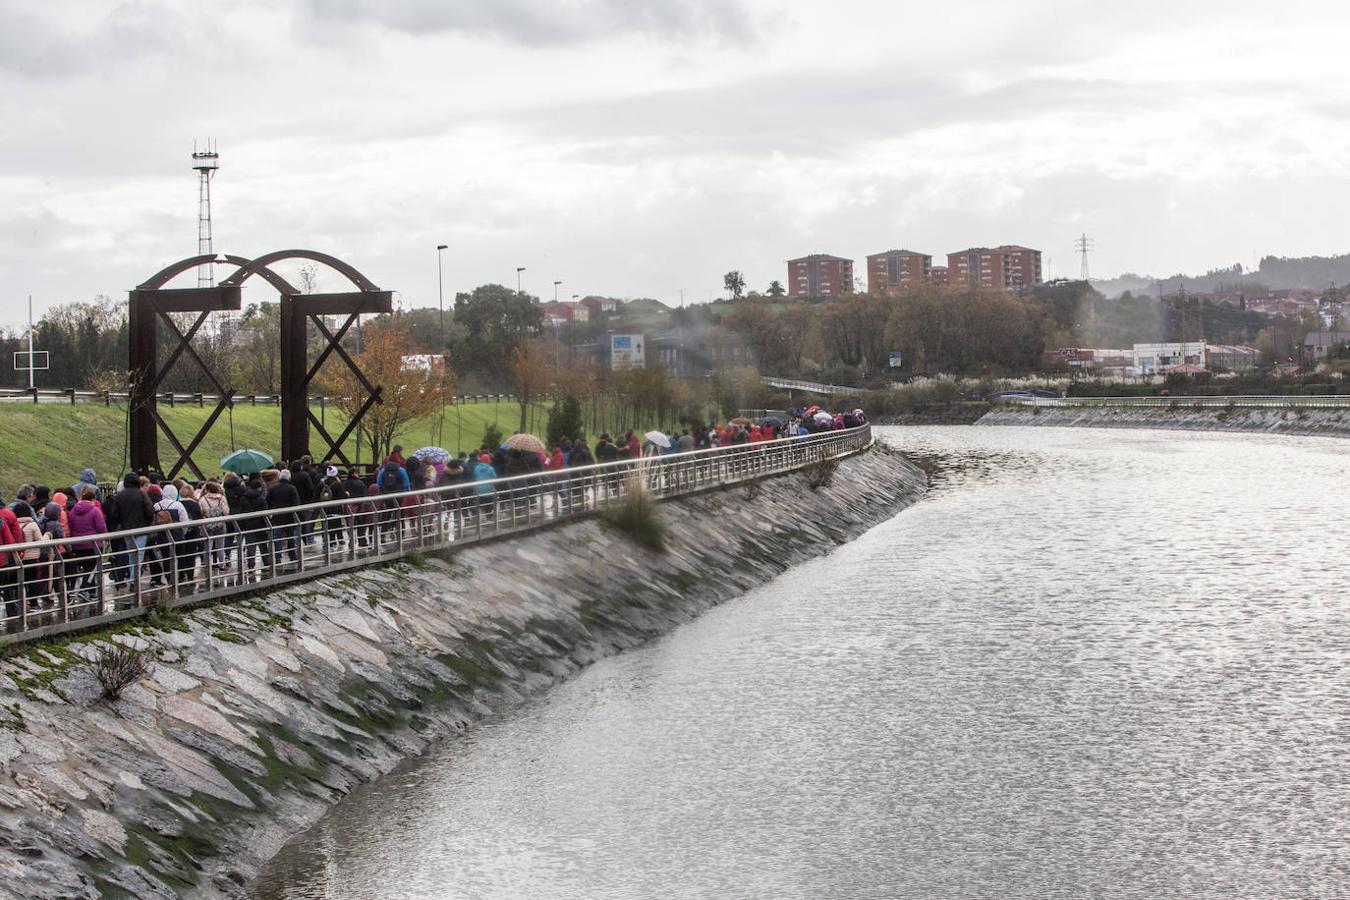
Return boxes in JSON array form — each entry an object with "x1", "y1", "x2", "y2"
[{"x1": 1132, "y1": 342, "x2": 1206, "y2": 375}]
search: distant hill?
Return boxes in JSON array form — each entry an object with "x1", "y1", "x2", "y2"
[{"x1": 1093, "y1": 254, "x2": 1350, "y2": 297}]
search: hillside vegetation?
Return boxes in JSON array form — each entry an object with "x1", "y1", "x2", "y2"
[{"x1": 0, "y1": 401, "x2": 542, "y2": 490}]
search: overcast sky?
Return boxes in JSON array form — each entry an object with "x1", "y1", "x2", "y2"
[{"x1": 3, "y1": 0, "x2": 1350, "y2": 328}]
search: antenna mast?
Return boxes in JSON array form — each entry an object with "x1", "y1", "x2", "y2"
[
  {"x1": 191, "y1": 140, "x2": 220, "y2": 287},
  {"x1": 1075, "y1": 232, "x2": 1094, "y2": 281}
]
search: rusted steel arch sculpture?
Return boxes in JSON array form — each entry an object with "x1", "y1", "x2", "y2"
[
  {"x1": 128, "y1": 249, "x2": 391, "y2": 476},
  {"x1": 219, "y1": 248, "x2": 380, "y2": 292}
]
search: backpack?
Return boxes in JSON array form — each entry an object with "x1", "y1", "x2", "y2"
[
  {"x1": 199, "y1": 493, "x2": 228, "y2": 535},
  {"x1": 379, "y1": 465, "x2": 403, "y2": 495},
  {"x1": 153, "y1": 508, "x2": 173, "y2": 527}
]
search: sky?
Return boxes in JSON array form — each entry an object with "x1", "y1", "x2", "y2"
[{"x1": 3, "y1": 0, "x2": 1350, "y2": 328}]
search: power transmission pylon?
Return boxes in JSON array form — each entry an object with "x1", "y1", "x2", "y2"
[{"x1": 1075, "y1": 233, "x2": 1093, "y2": 281}]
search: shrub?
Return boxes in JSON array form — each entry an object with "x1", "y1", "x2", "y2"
[
  {"x1": 93, "y1": 644, "x2": 153, "y2": 700},
  {"x1": 602, "y1": 472, "x2": 666, "y2": 552},
  {"x1": 480, "y1": 422, "x2": 504, "y2": 452},
  {"x1": 804, "y1": 458, "x2": 839, "y2": 490},
  {"x1": 546, "y1": 396, "x2": 586, "y2": 448}
]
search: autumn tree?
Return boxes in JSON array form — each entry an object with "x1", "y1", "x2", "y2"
[
  {"x1": 505, "y1": 338, "x2": 554, "y2": 433},
  {"x1": 316, "y1": 325, "x2": 454, "y2": 463}
]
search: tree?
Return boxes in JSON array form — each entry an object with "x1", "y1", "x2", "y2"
[
  {"x1": 505, "y1": 338, "x2": 553, "y2": 433},
  {"x1": 766, "y1": 280, "x2": 786, "y2": 299},
  {"x1": 450, "y1": 284, "x2": 543, "y2": 382},
  {"x1": 546, "y1": 396, "x2": 585, "y2": 448},
  {"x1": 231, "y1": 302, "x2": 282, "y2": 395},
  {"x1": 316, "y1": 325, "x2": 454, "y2": 463},
  {"x1": 723, "y1": 270, "x2": 746, "y2": 300}
]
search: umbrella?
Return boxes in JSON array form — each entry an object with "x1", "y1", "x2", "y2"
[
  {"x1": 644, "y1": 430, "x2": 672, "y2": 449},
  {"x1": 761, "y1": 416, "x2": 784, "y2": 429},
  {"x1": 412, "y1": 446, "x2": 451, "y2": 463},
  {"x1": 504, "y1": 432, "x2": 546, "y2": 454},
  {"x1": 813, "y1": 411, "x2": 833, "y2": 425},
  {"x1": 220, "y1": 448, "x2": 272, "y2": 474},
  {"x1": 730, "y1": 416, "x2": 753, "y2": 426}
]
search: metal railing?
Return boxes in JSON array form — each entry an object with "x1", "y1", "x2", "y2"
[
  {"x1": 998, "y1": 394, "x2": 1350, "y2": 409},
  {"x1": 762, "y1": 377, "x2": 856, "y2": 396},
  {"x1": 0, "y1": 426, "x2": 872, "y2": 646},
  {"x1": 0, "y1": 388, "x2": 521, "y2": 407}
]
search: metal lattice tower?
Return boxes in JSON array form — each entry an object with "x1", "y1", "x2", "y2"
[
  {"x1": 192, "y1": 140, "x2": 220, "y2": 288},
  {"x1": 1075, "y1": 232, "x2": 1093, "y2": 280}
]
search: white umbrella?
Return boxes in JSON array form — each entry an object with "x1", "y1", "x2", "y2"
[
  {"x1": 645, "y1": 430, "x2": 672, "y2": 449},
  {"x1": 813, "y1": 411, "x2": 833, "y2": 425}
]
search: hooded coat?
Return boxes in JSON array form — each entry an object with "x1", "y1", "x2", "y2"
[
  {"x1": 72, "y1": 469, "x2": 100, "y2": 504},
  {"x1": 68, "y1": 499, "x2": 107, "y2": 552}
]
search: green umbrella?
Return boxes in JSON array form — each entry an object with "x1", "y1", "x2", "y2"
[{"x1": 220, "y1": 448, "x2": 273, "y2": 474}]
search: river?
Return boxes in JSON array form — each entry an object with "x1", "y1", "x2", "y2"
[{"x1": 255, "y1": 426, "x2": 1349, "y2": 898}]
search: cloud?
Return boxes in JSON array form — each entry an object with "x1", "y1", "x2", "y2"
[
  {"x1": 0, "y1": 1, "x2": 187, "y2": 79},
  {"x1": 301, "y1": 0, "x2": 756, "y2": 45}
]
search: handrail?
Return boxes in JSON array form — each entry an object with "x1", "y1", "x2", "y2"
[
  {"x1": 762, "y1": 377, "x2": 855, "y2": 395},
  {"x1": 0, "y1": 426, "x2": 872, "y2": 646},
  {"x1": 998, "y1": 394, "x2": 1350, "y2": 409},
  {"x1": 0, "y1": 388, "x2": 522, "y2": 406}
]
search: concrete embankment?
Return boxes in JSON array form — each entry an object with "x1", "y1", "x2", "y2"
[
  {"x1": 0, "y1": 444, "x2": 925, "y2": 898},
  {"x1": 977, "y1": 404, "x2": 1350, "y2": 437},
  {"x1": 872, "y1": 405, "x2": 990, "y2": 426}
]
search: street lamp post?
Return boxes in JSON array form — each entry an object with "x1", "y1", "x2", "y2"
[
  {"x1": 436, "y1": 244, "x2": 448, "y2": 348},
  {"x1": 553, "y1": 280, "x2": 562, "y2": 302},
  {"x1": 516, "y1": 266, "x2": 526, "y2": 297}
]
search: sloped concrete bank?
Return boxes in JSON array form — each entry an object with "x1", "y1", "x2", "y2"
[
  {"x1": 978, "y1": 405, "x2": 1350, "y2": 437},
  {"x1": 0, "y1": 444, "x2": 924, "y2": 899}
]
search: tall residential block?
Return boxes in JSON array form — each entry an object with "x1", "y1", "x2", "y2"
[
  {"x1": 866, "y1": 249, "x2": 932, "y2": 293},
  {"x1": 787, "y1": 254, "x2": 854, "y2": 298},
  {"x1": 947, "y1": 245, "x2": 1043, "y2": 289}
]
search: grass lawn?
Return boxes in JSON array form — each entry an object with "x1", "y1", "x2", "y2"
[{"x1": 0, "y1": 400, "x2": 547, "y2": 491}]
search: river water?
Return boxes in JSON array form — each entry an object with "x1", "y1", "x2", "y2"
[{"x1": 256, "y1": 426, "x2": 1349, "y2": 899}]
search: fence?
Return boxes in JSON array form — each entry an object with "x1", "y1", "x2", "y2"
[
  {"x1": 0, "y1": 388, "x2": 520, "y2": 407},
  {"x1": 998, "y1": 394, "x2": 1350, "y2": 409},
  {"x1": 762, "y1": 377, "x2": 856, "y2": 396},
  {"x1": 0, "y1": 426, "x2": 872, "y2": 646}
]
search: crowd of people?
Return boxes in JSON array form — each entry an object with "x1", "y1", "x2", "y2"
[{"x1": 0, "y1": 407, "x2": 865, "y2": 632}]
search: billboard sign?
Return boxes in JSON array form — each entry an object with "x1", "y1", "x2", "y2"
[
  {"x1": 611, "y1": 334, "x2": 645, "y2": 369},
  {"x1": 887, "y1": 351, "x2": 903, "y2": 368},
  {"x1": 400, "y1": 354, "x2": 446, "y2": 373},
  {"x1": 13, "y1": 351, "x2": 49, "y2": 371}
]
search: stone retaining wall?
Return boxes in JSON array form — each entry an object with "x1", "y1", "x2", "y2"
[
  {"x1": 0, "y1": 444, "x2": 925, "y2": 898},
  {"x1": 977, "y1": 405, "x2": 1350, "y2": 437}
]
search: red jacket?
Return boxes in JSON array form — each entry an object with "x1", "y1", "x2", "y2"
[
  {"x1": 548, "y1": 450, "x2": 565, "y2": 470},
  {"x1": 0, "y1": 508, "x2": 23, "y2": 566}
]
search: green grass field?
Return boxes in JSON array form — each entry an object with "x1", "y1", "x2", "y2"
[
  {"x1": 0, "y1": 390, "x2": 724, "y2": 491},
  {"x1": 0, "y1": 400, "x2": 550, "y2": 491}
]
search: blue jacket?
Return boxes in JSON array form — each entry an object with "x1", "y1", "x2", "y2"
[{"x1": 472, "y1": 462, "x2": 497, "y2": 495}]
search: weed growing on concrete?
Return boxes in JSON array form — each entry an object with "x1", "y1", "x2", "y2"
[
  {"x1": 804, "y1": 458, "x2": 840, "y2": 490},
  {"x1": 93, "y1": 644, "x2": 152, "y2": 700},
  {"x1": 602, "y1": 471, "x2": 667, "y2": 552}
]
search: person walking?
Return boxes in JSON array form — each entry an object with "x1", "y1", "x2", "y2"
[
  {"x1": 0, "y1": 507, "x2": 25, "y2": 630},
  {"x1": 104, "y1": 474, "x2": 154, "y2": 598},
  {"x1": 71, "y1": 468, "x2": 101, "y2": 505},
  {"x1": 66, "y1": 485, "x2": 106, "y2": 615},
  {"x1": 237, "y1": 476, "x2": 271, "y2": 580},
  {"x1": 263, "y1": 469, "x2": 301, "y2": 569},
  {"x1": 12, "y1": 503, "x2": 45, "y2": 613},
  {"x1": 198, "y1": 481, "x2": 231, "y2": 572}
]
